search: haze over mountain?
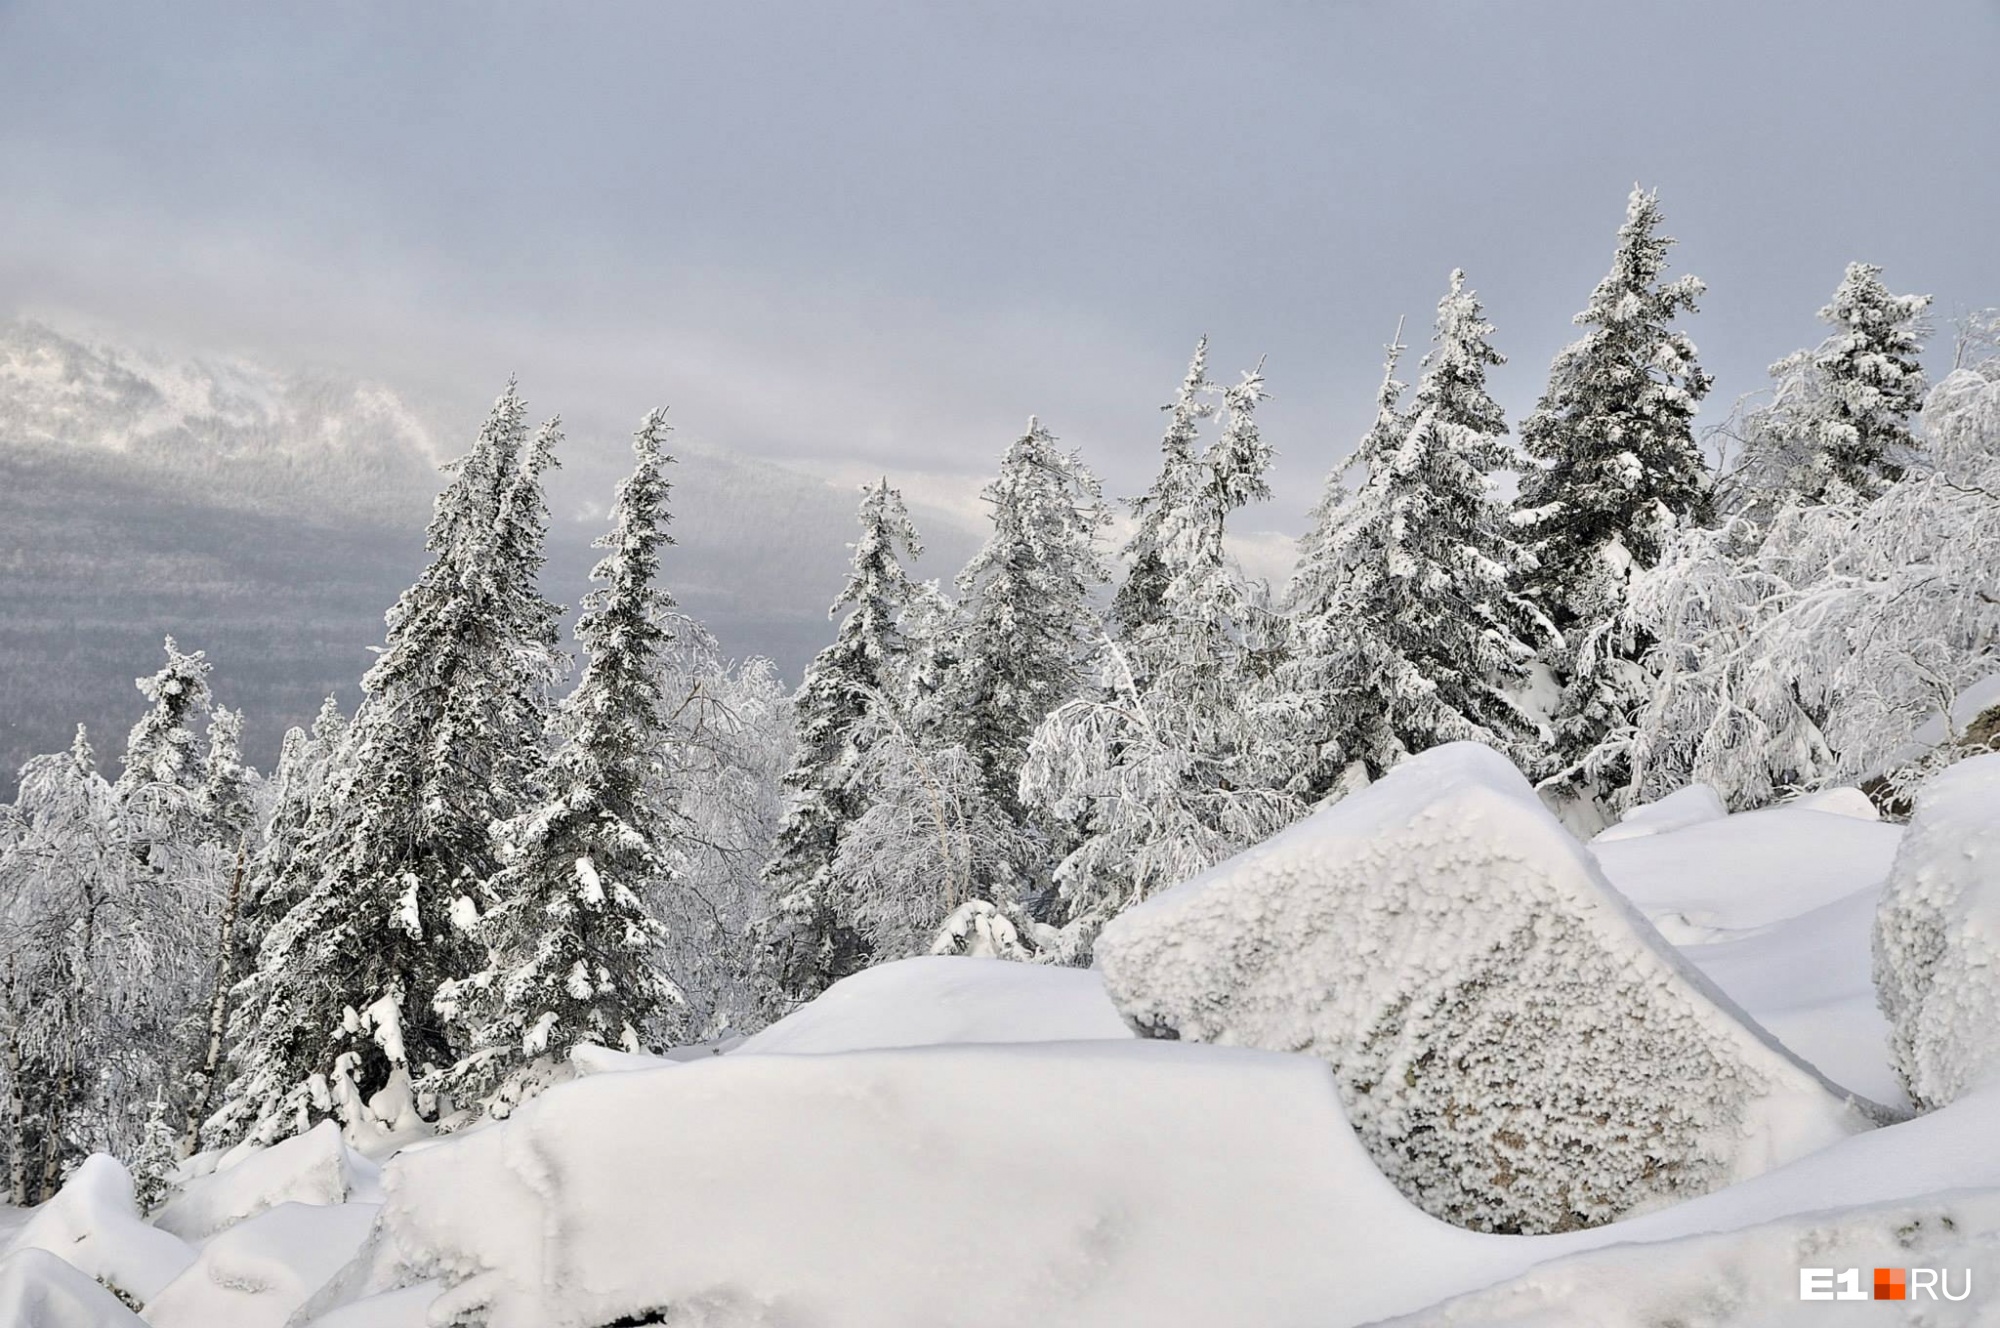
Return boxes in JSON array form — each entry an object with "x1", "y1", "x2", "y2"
[{"x1": 0, "y1": 320, "x2": 980, "y2": 788}]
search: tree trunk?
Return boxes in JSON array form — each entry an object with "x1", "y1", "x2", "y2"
[
  {"x1": 182, "y1": 838, "x2": 248, "y2": 1156},
  {"x1": 3, "y1": 954, "x2": 24, "y2": 1206}
]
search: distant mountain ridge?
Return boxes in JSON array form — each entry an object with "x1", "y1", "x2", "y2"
[{"x1": 0, "y1": 321, "x2": 979, "y2": 791}]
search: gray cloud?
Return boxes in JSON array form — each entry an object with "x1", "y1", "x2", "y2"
[{"x1": 3, "y1": 0, "x2": 1996, "y2": 529}]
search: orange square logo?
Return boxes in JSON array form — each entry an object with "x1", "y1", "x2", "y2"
[{"x1": 1874, "y1": 1268, "x2": 1907, "y2": 1301}]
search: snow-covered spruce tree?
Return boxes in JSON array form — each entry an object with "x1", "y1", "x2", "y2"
[
  {"x1": 199, "y1": 705, "x2": 257, "y2": 849},
  {"x1": 1726, "y1": 263, "x2": 1931, "y2": 514},
  {"x1": 114, "y1": 637, "x2": 213, "y2": 804},
  {"x1": 436, "y1": 410, "x2": 685, "y2": 1117},
  {"x1": 1515, "y1": 188, "x2": 1712, "y2": 794},
  {"x1": 217, "y1": 384, "x2": 563, "y2": 1145},
  {"x1": 937, "y1": 418, "x2": 1109, "y2": 824},
  {"x1": 1277, "y1": 321, "x2": 1410, "y2": 800},
  {"x1": 235, "y1": 696, "x2": 347, "y2": 965},
  {"x1": 1021, "y1": 356, "x2": 1299, "y2": 958},
  {"x1": 1109, "y1": 340, "x2": 1215, "y2": 648},
  {"x1": 649, "y1": 635, "x2": 794, "y2": 1038},
  {"x1": 1278, "y1": 273, "x2": 1548, "y2": 791},
  {"x1": 752, "y1": 479, "x2": 927, "y2": 1010},
  {"x1": 1595, "y1": 321, "x2": 2000, "y2": 810}
]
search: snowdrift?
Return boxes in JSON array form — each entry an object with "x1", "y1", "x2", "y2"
[
  {"x1": 1875, "y1": 753, "x2": 2000, "y2": 1108},
  {"x1": 1381, "y1": 1186, "x2": 2000, "y2": 1327},
  {"x1": 735, "y1": 954, "x2": 1133, "y2": 1055},
  {"x1": 1592, "y1": 791, "x2": 1900, "y2": 943},
  {"x1": 310, "y1": 1040, "x2": 1525, "y2": 1328},
  {"x1": 1094, "y1": 743, "x2": 1879, "y2": 1233}
]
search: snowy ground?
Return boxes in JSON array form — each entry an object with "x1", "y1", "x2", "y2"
[{"x1": 4, "y1": 759, "x2": 1996, "y2": 1327}]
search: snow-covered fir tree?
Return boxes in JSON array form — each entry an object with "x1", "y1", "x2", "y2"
[
  {"x1": 216, "y1": 384, "x2": 564, "y2": 1145},
  {"x1": 1726, "y1": 263, "x2": 1931, "y2": 513},
  {"x1": 1278, "y1": 321, "x2": 1409, "y2": 800},
  {"x1": 199, "y1": 705, "x2": 256, "y2": 848},
  {"x1": 114, "y1": 638, "x2": 213, "y2": 804},
  {"x1": 935, "y1": 418, "x2": 1109, "y2": 834},
  {"x1": 1275, "y1": 273, "x2": 1547, "y2": 791},
  {"x1": 832, "y1": 696, "x2": 1042, "y2": 962},
  {"x1": 1021, "y1": 354, "x2": 1298, "y2": 958},
  {"x1": 752, "y1": 479, "x2": 927, "y2": 1010},
  {"x1": 436, "y1": 410, "x2": 685, "y2": 1117},
  {"x1": 234, "y1": 696, "x2": 347, "y2": 967},
  {"x1": 1109, "y1": 340, "x2": 1214, "y2": 647},
  {"x1": 1514, "y1": 187, "x2": 1712, "y2": 795}
]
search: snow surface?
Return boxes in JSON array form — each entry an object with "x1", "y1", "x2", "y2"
[
  {"x1": 1588, "y1": 782, "x2": 1726, "y2": 842},
  {"x1": 1383, "y1": 1186, "x2": 2000, "y2": 1327},
  {"x1": 1592, "y1": 796, "x2": 1902, "y2": 944},
  {"x1": 1674, "y1": 883, "x2": 1904, "y2": 1106},
  {"x1": 1094, "y1": 743, "x2": 1877, "y2": 1233},
  {"x1": 735, "y1": 955, "x2": 1134, "y2": 1055},
  {"x1": 1874, "y1": 752, "x2": 2000, "y2": 1108}
]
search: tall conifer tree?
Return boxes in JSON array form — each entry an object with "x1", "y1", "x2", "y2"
[
  {"x1": 753, "y1": 480, "x2": 926, "y2": 1009},
  {"x1": 1515, "y1": 188, "x2": 1712, "y2": 786},
  {"x1": 217, "y1": 384, "x2": 563, "y2": 1143},
  {"x1": 438, "y1": 410, "x2": 685, "y2": 1114}
]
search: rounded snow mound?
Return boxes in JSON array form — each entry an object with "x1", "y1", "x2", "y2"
[
  {"x1": 1874, "y1": 752, "x2": 2000, "y2": 1109},
  {"x1": 1095, "y1": 742, "x2": 1882, "y2": 1234},
  {"x1": 327, "y1": 1040, "x2": 1510, "y2": 1328},
  {"x1": 736, "y1": 955, "x2": 1133, "y2": 1055}
]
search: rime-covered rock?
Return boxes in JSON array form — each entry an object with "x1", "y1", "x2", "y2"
[
  {"x1": 153, "y1": 1120, "x2": 379, "y2": 1242},
  {"x1": 1, "y1": 1155, "x2": 194, "y2": 1306},
  {"x1": 1094, "y1": 742, "x2": 1879, "y2": 1234},
  {"x1": 142, "y1": 1200, "x2": 377, "y2": 1328},
  {"x1": 1873, "y1": 754, "x2": 2000, "y2": 1109},
  {"x1": 0, "y1": 1248, "x2": 143, "y2": 1328}
]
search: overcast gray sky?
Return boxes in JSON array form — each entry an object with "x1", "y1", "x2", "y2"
[{"x1": 3, "y1": 0, "x2": 1996, "y2": 533}]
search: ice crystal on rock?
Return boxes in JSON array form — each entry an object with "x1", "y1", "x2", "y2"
[
  {"x1": 1094, "y1": 742, "x2": 1879, "y2": 1233},
  {"x1": 1874, "y1": 753, "x2": 2000, "y2": 1109}
]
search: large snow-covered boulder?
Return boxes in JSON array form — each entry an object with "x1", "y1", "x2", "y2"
[
  {"x1": 1874, "y1": 753, "x2": 2000, "y2": 1109},
  {"x1": 143, "y1": 1200, "x2": 376, "y2": 1328},
  {"x1": 735, "y1": 955, "x2": 1133, "y2": 1055},
  {"x1": 0, "y1": 1156, "x2": 194, "y2": 1307},
  {"x1": 318, "y1": 1040, "x2": 1538, "y2": 1328},
  {"x1": 152, "y1": 1120, "x2": 380, "y2": 1242},
  {"x1": 0, "y1": 1247, "x2": 144, "y2": 1327},
  {"x1": 1095, "y1": 743, "x2": 1879, "y2": 1234}
]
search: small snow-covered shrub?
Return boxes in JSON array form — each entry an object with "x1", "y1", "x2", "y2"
[
  {"x1": 1873, "y1": 753, "x2": 2000, "y2": 1109},
  {"x1": 1095, "y1": 743, "x2": 1876, "y2": 1234}
]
